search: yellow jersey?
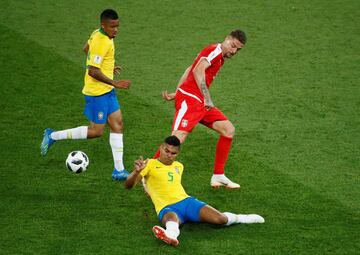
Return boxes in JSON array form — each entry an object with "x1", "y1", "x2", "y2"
[
  {"x1": 83, "y1": 28, "x2": 115, "y2": 96},
  {"x1": 140, "y1": 159, "x2": 189, "y2": 214}
]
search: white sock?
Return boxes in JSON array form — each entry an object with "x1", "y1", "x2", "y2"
[
  {"x1": 51, "y1": 126, "x2": 88, "y2": 140},
  {"x1": 165, "y1": 221, "x2": 180, "y2": 239},
  {"x1": 109, "y1": 133, "x2": 124, "y2": 171},
  {"x1": 223, "y1": 212, "x2": 238, "y2": 226}
]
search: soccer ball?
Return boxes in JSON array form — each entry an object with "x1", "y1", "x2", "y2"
[{"x1": 66, "y1": 151, "x2": 89, "y2": 173}]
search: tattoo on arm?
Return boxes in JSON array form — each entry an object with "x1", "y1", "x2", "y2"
[
  {"x1": 201, "y1": 79, "x2": 209, "y2": 97},
  {"x1": 200, "y1": 78, "x2": 213, "y2": 106}
]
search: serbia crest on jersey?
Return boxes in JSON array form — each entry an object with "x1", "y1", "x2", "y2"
[{"x1": 178, "y1": 43, "x2": 224, "y2": 102}]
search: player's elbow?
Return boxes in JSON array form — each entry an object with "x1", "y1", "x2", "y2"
[
  {"x1": 88, "y1": 66, "x2": 98, "y2": 78},
  {"x1": 124, "y1": 180, "x2": 133, "y2": 189}
]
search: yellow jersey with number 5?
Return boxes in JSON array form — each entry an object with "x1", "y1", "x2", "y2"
[
  {"x1": 140, "y1": 159, "x2": 189, "y2": 214},
  {"x1": 83, "y1": 28, "x2": 115, "y2": 96}
]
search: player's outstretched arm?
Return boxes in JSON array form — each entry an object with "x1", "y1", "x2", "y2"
[
  {"x1": 162, "y1": 90, "x2": 176, "y2": 101},
  {"x1": 162, "y1": 66, "x2": 191, "y2": 101},
  {"x1": 124, "y1": 157, "x2": 148, "y2": 189}
]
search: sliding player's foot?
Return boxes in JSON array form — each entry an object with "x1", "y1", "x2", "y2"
[
  {"x1": 211, "y1": 174, "x2": 240, "y2": 189},
  {"x1": 152, "y1": 226, "x2": 179, "y2": 246},
  {"x1": 237, "y1": 214, "x2": 265, "y2": 224}
]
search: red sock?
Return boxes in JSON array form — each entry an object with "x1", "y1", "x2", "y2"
[
  {"x1": 214, "y1": 136, "x2": 233, "y2": 174},
  {"x1": 153, "y1": 147, "x2": 161, "y2": 159}
]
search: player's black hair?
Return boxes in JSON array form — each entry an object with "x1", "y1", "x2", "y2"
[
  {"x1": 230, "y1": 29, "x2": 247, "y2": 44},
  {"x1": 164, "y1": 136, "x2": 181, "y2": 147},
  {"x1": 100, "y1": 9, "x2": 119, "y2": 22}
]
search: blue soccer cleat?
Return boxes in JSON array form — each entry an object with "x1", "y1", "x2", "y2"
[
  {"x1": 41, "y1": 128, "x2": 56, "y2": 156},
  {"x1": 112, "y1": 169, "x2": 130, "y2": 181}
]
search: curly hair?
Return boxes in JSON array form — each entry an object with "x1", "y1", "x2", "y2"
[{"x1": 230, "y1": 29, "x2": 247, "y2": 44}]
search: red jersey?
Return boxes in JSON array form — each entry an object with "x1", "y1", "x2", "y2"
[{"x1": 178, "y1": 43, "x2": 224, "y2": 102}]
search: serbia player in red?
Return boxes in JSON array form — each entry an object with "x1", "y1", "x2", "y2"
[{"x1": 155, "y1": 29, "x2": 246, "y2": 189}]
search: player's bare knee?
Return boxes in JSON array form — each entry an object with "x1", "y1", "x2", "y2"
[
  {"x1": 223, "y1": 123, "x2": 235, "y2": 138},
  {"x1": 94, "y1": 129, "x2": 104, "y2": 137},
  {"x1": 172, "y1": 131, "x2": 187, "y2": 143},
  {"x1": 111, "y1": 125, "x2": 123, "y2": 133},
  {"x1": 88, "y1": 127, "x2": 104, "y2": 138}
]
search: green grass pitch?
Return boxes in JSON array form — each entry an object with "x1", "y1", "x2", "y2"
[{"x1": 0, "y1": 0, "x2": 359, "y2": 254}]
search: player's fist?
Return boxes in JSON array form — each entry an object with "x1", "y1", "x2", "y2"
[
  {"x1": 204, "y1": 97, "x2": 214, "y2": 110},
  {"x1": 113, "y1": 80, "x2": 131, "y2": 89},
  {"x1": 162, "y1": 90, "x2": 175, "y2": 101}
]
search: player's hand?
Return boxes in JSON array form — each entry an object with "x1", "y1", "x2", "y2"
[
  {"x1": 204, "y1": 97, "x2": 214, "y2": 110},
  {"x1": 134, "y1": 156, "x2": 149, "y2": 173},
  {"x1": 162, "y1": 90, "x2": 176, "y2": 101},
  {"x1": 113, "y1": 80, "x2": 131, "y2": 89},
  {"x1": 113, "y1": 66, "x2": 123, "y2": 75}
]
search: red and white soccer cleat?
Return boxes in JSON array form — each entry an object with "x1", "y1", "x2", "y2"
[
  {"x1": 211, "y1": 174, "x2": 240, "y2": 189},
  {"x1": 152, "y1": 226, "x2": 179, "y2": 246}
]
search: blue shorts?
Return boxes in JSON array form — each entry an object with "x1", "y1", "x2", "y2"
[
  {"x1": 158, "y1": 197, "x2": 207, "y2": 224},
  {"x1": 83, "y1": 89, "x2": 120, "y2": 124}
]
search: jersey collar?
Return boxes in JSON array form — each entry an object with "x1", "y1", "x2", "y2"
[{"x1": 99, "y1": 28, "x2": 110, "y2": 38}]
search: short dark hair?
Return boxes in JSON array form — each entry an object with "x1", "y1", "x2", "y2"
[
  {"x1": 100, "y1": 9, "x2": 119, "y2": 22},
  {"x1": 164, "y1": 136, "x2": 181, "y2": 147},
  {"x1": 230, "y1": 29, "x2": 247, "y2": 44}
]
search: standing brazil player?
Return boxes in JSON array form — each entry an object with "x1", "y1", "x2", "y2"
[{"x1": 41, "y1": 9, "x2": 131, "y2": 180}]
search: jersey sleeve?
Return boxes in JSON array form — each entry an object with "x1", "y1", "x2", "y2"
[
  {"x1": 139, "y1": 161, "x2": 152, "y2": 177},
  {"x1": 205, "y1": 44, "x2": 222, "y2": 65},
  {"x1": 88, "y1": 37, "x2": 110, "y2": 68}
]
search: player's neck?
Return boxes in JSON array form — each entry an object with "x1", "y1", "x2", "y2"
[
  {"x1": 157, "y1": 158, "x2": 173, "y2": 166},
  {"x1": 99, "y1": 28, "x2": 111, "y2": 38},
  {"x1": 220, "y1": 42, "x2": 225, "y2": 56}
]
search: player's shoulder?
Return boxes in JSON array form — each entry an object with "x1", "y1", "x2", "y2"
[
  {"x1": 147, "y1": 158, "x2": 157, "y2": 166},
  {"x1": 199, "y1": 43, "x2": 221, "y2": 57},
  {"x1": 202, "y1": 43, "x2": 219, "y2": 52},
  {"x1": 146, "y1": 158, "x2": 161, "y2": 169},
  {"x1": 89, "y1": 29, "x2": 112, "y2": 43}
]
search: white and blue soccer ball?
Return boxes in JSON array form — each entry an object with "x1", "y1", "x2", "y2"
[{"x1": 66, "y1": 151, "x2": 89, "y2": 174}]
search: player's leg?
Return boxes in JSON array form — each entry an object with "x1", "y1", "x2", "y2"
[
  {"x1": 153, "y1": 211, "x2": 181, "y2": 246},
  {"x1": 40, "y1": 93, "x2": 107, "y2": 156},
  {"x1": 40, "y1": 123, "x2": 105, "y2": 156},
  {"x1": 199, "y1": 205, "x2": 265, "y2": 225},
  {"x1": 210, "y1": 120, "x2": 240, "y2": 188},
  {"x1": 201, "y1": 108, "x2": 239, "y2": 188},
  {"x1": 107, "y1": 97, "x2": 128, "y2": 181}
]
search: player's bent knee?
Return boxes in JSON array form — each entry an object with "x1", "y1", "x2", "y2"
[
  {"x1": 172, "y1": 131, "x2": 188, "y2": 143},
  {"x1": 88, "y1": 128, "x2": 104, "y2": 138},
  {"x1": 223, "y1": 123, "x2": 235, "y2": 138}
]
